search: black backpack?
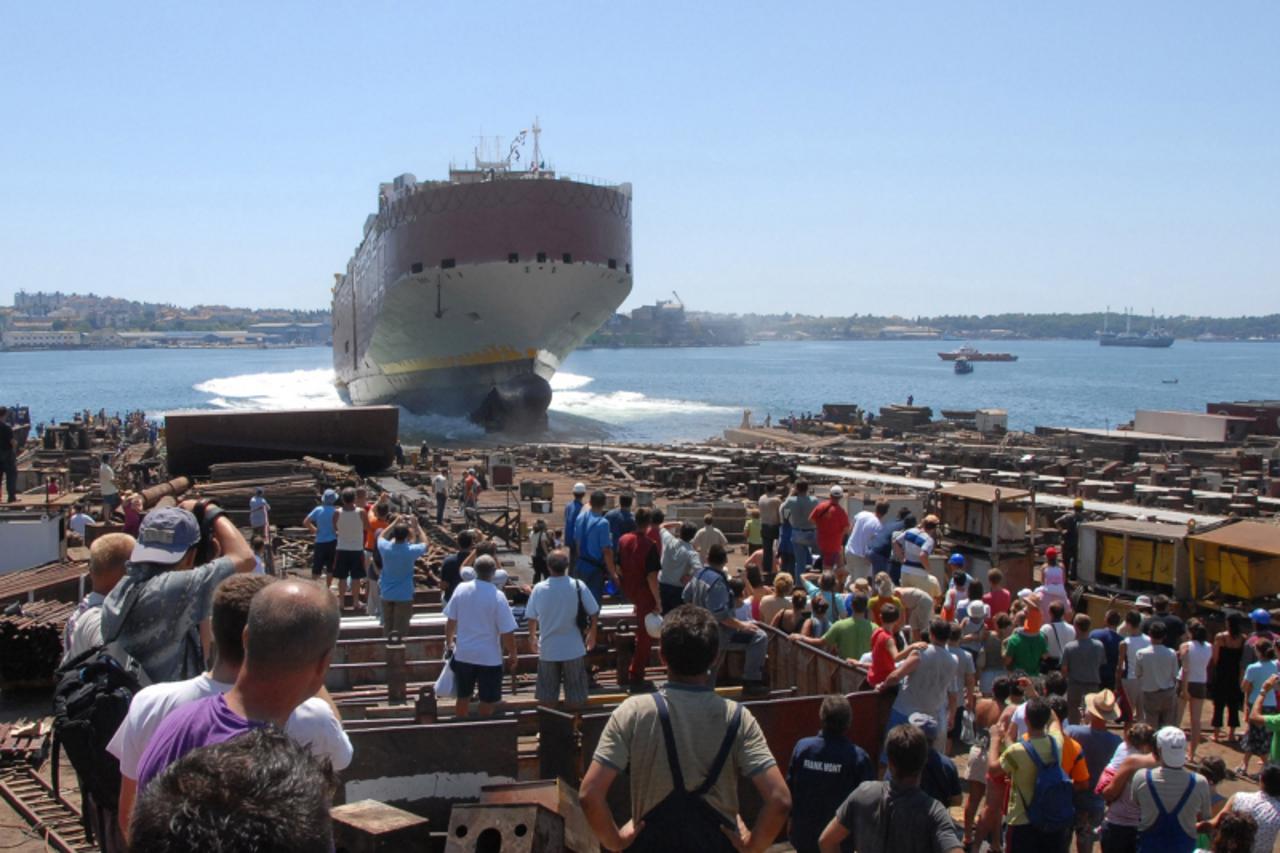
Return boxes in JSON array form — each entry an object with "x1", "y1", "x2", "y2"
[
  {"x1": 52, "y1": 644, "x2": 140, "y2": 830},
  {"x1": 627, "y1": 691, "x2": 742, "y2": 853}
]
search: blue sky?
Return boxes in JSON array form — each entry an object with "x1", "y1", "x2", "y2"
[{"x1": 1, "y1": 2, "x2": 1276, "y2": 316}]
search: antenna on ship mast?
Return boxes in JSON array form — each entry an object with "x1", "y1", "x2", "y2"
[{"x1": 531, "y1": 117, "x2": 541, "y2": 172}]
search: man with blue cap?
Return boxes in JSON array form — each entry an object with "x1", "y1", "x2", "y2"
[{"x1": 100, "y1": 501, "x2": 255, "y2": 685}]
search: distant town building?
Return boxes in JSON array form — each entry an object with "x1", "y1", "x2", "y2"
[
  {"x1": 878, "y1": 325, "x2": 942, "y2": 340},
  {"x1": 246, "y1": 321, "x2": 331, "y2": 344},
  {"x1": 2, "y1": 329, "x2": 82, "y2": 349}
]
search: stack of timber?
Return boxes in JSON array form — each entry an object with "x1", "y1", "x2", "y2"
[
  {"x1": 0, "y1": 600, "x2": 77, "y2": 687},
  {"x1": 191, "y1": 457, "x2": 359, "y2": 527}
]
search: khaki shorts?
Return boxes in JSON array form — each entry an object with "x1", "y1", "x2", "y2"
[{"x1": 381, "y1": 599, "x2": 413, "y2": 638}]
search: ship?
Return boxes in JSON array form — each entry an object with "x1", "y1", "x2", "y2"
[
  {"x1": 331, "y1": 121, "x2": 633, "y2": 430},
  {"x1": 937, "y1": 344, "x2": 1017, "y2": 362},
  {"x1": 953, "y1": 358, "x2": 974, "y2": 375},
  {"x1": 1098, "y1": 307, "x2": 1174, "y2": 348}
]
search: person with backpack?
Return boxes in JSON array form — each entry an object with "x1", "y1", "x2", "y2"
[
  {"x1": 817, "y1": 722, "x2": 964, "y2": 853},
  {"x1": 62, "y1": 533, "x2": 134, "y2": 665},
  {"x1": 525, "y1": 549, "x2": 600, "y2": 710},
  {"x1": 683, "y1": 544, "x2": 769, "y2": 697},
  {"x1": 579, "y1": 605, "x2": 790, "y2": 853},
  {"x1": 997, "y1": 696, "x2": 1077, "y2": 853},
  {"x1": 1129, "y1": 727, "x2": 1212, "y2": 853},
  {"x1": 99, "y1": 504, "x2": 256, "y2": 686}
]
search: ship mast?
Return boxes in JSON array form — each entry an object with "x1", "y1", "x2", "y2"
[{"x1": 530, "y1": 117, "x2": 541, "y2": 174}]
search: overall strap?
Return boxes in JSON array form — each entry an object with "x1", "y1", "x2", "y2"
[
  {"x1": 652, "y1": 693, "x2": 686, "y2": 793},
  {"x1": 1147, "y1": 770, "x2": 1169, "y2": 816},
  {"x1": 1168, "y1": 774, "x2": 1197, "y2": 819},
  {"x1": 692, "y1": 702, "x2": 744, "y2": 797}
]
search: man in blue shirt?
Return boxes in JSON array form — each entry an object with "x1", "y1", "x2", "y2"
[
  {"x1": 1090, "y1": 609, "x2": 1123, "y2": 689},
  {"x1": 573, "y1": 491, "x2": 619, "y2": 603},
  {"x1": 604, "y1": 494, "x2": 636, "y2": 551},
  {"x1": 787, "y1": 695, "x2": 873, "y2": 853},
  {"x1": 563, "y1": 482, "x2": 587, "y2": 564},
  {"x1": 376, "y1": 515, "x2": 427, "y2": 638},
  {"x1": 303, "y1": 489, "x2": 338, "y2": 582}
]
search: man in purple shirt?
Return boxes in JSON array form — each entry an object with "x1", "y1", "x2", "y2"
[{"x1": 135, "y1": 579, "x2": 339, "y2": 793}]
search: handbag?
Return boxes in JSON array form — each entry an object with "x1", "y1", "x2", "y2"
[
  {"x1": 434, "y1": 651, "x2": 456, "y2": 698},
  {"x1": 575, "y1": 579, "x2": 591, "y2": 634}
]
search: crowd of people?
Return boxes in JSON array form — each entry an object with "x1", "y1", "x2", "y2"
[{"x1": 41, "y1": 467, "x2": 1280, "y2": 853}]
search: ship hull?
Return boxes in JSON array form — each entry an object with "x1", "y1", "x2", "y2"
[
  {"x1": 1099, "y1": 335, "x2": 1174, "y2": 348},
  {"x1": 335, "y1": 260, "x2": 630, "y2": 429},
  {"x1": 332, "y1": 174, "x2": 632, "y2": 430}
]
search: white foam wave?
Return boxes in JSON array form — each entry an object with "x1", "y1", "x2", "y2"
[
  {"x1": 550, "y1": 371, "x2": 593, "y2": 391},
  {"x1": 550, "y1": 389, "x2": 736, "y2": 421},
  {"x1": 193, "y1": 369, "x2": 343, "y2": 410}
]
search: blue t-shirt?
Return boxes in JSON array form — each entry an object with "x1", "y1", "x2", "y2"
[
  {"x1": 803, "y1": 580, "x2": 851, "y2": 618},
  {"x1": 786, "y1": 733, "x2": 872, "y2": 853},
  {"x1": 1065, "y1": 724, "x2": 1122, "y2": 805},
  {"x1": 575, "y1": 512, "x2": 611, "y2": 572},
  {"x1": 604, "y1": 508, "x2": 636, "y2": 549},
  {"x1": 378, "y1": 538, "x2": 427, "y2": 602},
  {"x1": 305, "y1": 505, "x2": 337, "y2": 543},
  {"x1": 1090, "y1": 627, "x2": 1122, "y2": 686},
  {"x1": 1244, "y1": 660, "x2": 1280, "y2": 708}
]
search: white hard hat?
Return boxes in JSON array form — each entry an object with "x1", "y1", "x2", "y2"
[
  {"x1": 644, "y1": 612, "x2": 664, "y2": 639},
  {"x1": 573, "y1": 482, "x2": 587, "y2": 495},
  {"x1": 461, "y1": 566, "x2": 476, "y2": 581},
  {"x1": 493, "y1": 569, "x2": 508, "y2": 586}
]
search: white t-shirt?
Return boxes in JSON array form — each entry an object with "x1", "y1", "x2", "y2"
[
  {"x1": 99, "y1": 464, "x2": 117, "y2": 496},
  {"x1": 434, "y1": 474, "x2": 448, "y2": 495},
  {"x1": 106, "y1": 674, "x2": 353, "y2": 777},
  {"x1": 1042, "y1": 621, "x2": 1075, "y2": 659},
  {"x1": 845, "y1": 511, "x2": 883, "y2": 558},
  {"x1": 62, "y1": 592, "x2": 106, "y2": 664},
  {"x1": 443, "y1": 579, "x2": 518, "y2": 666},
  {"x1": 335, "y1": 507, "x2": 365, "y2": 551},
  {"x1": 69, "y1": 513, "x2": 94, "y2": 537},
  {"x1": 1122, "y1": 632, "x2": 1152, "y2": 678}
]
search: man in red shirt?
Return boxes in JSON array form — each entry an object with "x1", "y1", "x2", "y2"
[
  {"x1": 809, "y1": 485, "x2": 852, "y2": 577},
  {"x1": 866, "y1": 602, "x2": 902, "y2": 687},
  {"x1": 617, "y1": 507, "x2": 661, "y2": 692},
  {"x1": 982, "y1": 568, "x2": 1011, "y2": 624}
]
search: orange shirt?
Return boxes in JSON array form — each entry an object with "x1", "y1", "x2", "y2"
[{"x1": 365, "y1": 505, "x2": 391, "y2": 549}]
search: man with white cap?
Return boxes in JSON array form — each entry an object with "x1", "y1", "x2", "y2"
[
  {"x1": 100, "y1": 503, "x2": 255, "y2": 686},
  {"x1": 1130, "y1": 726, "x2": 1211, "y2": 853},
  {"x1": 564, "y1": 482, "x2": 587, "y2": 565},
  {"x1": 809, "y1": 485, "x2": 851, "y2": 576}
]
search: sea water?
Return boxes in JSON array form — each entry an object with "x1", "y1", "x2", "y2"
[{"x1": 3, "y1": 341, "x2": 1278, "y2": 444}]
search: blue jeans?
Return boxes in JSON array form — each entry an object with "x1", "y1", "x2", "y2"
[{"x1": 791, "y1": 529, "x2": 815, "y2": 575}]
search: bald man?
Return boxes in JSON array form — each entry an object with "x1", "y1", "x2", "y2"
[
  {"x1": 112, "y1": 575, "x2": 351, "y2": 839},
  {"x1": 63, "y1": 532, "x2": 135, "y2": 664},
  {"x1": 132, "y1": 580, "x2": 340, "y2": 794}
]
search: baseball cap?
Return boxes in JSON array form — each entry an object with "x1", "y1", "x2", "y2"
[
  {"x1": 830, "y1": 485, "x2": 844, "y2": 498},
  {"x1": 948, "y1": 553, "x2": 966, "y2": 567},
  {"x1": 322, "y1": 489, "x2": 338, "y2": 505},
  {"x1": 493, "y1": 569, "x2": 508, "y2": 586},
  {"x1": 907, "y1": 712, "x2": 939, "y2": 739},
  {"x1": 1156, "y1": 726, "x2": 1187, "y2": 768},
  {"x1": 131, "y1": 508, "x2": 201, "y2": 565},
  {"x1": 1251, "y1": 608, "x2": 1272, "y2": 625},
  {"x1": 572, "y1": 482, "x2": 586, "y2": 495},
  {"x1": 1045, "y1": 546, "x2": 1059, "y2": 559},
  {"x1": 1134, "y1": 594, "x2": 1153, "y2": 609}
]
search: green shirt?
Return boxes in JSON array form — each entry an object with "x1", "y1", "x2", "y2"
[
  {"x1": 824, "y1": 617, "x2": 875, "y2": 660},
  {"x1": 1005, "y1": 630, "x2": 1048, "y2": 676},
  {"x1": 1265, "y1": 713, "x2": 1280, "y2": 766}
]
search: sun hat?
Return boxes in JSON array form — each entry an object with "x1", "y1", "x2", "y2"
[
  {"x1": 644, "y1": 612, "x2": 663, "y2": 639},
  {"x1": 1085, "y1": 689, "x2": 1120, "y2": 722},
  {"x1": 1134, "y1": 594, "x2": 1153, "y2": 610},
  {"x1": 1156, "y1": 726, "x2": 1187, "y2": 768},
  {"x1": 1251, "y1": 608, "x2": 1272, "y2": 625},
  {"x1": 572, "y1": 482, "x2": 587, "y2": 495},
  {"x1": 1017, "y1": 588, "x2": 1035, "y2": 600},
  {"x1": 131, "y1": 508, "x2": 201, "y2": 565}
]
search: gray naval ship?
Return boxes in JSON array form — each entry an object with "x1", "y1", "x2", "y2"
[{"x1": 332, "y1": 122, "x2": 633, "y2": 430}]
